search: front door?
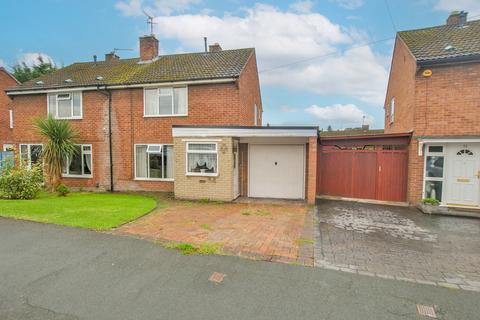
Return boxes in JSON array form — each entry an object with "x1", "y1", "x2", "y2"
[{"x1": 445, "y1": 143, "x2": 480, "y2": 207}]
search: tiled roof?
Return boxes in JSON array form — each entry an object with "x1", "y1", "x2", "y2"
[
  {"x1": 8, "y1": 48, "x2": 254, "y2": 92},
  {"x1": 398, "y1": 19, "x2": 480, "y2": 64}
]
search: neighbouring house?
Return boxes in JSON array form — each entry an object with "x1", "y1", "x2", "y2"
[
  {"x1": 4, "y1": 35, "x2": 318, "y2": 204},
  {"x1": 384, "y1": 11, "x2": 480, "y2": 208},
  {"x1": 0, "y1": 67, "x2": 19, "y2": 150}
]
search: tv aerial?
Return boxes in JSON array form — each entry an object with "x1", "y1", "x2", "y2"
[{"x1": 143, "y1": 9, "x2": 157, "y2": 35}]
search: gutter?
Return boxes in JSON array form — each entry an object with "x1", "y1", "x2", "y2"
[{"x1": 96, "y1": 86, "x2": 114, "y2": 192}]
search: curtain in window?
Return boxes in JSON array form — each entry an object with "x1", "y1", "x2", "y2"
[
  {"x1": 20, "y1": 145, "x2": 28, "y2": 164},
  {"x1": 188, "y1": 153, "x2": 217, "y2": 173},
  {"x1": 174, "y1": 87, "x2": 187, "y2": 114},
  {"x1": 163, "y1": 145, "x2": 174, "y2": 178},
  {"x1": 144, "y1": 89, "x2": 158, "y2": 115},
  {"x1": 135, "y1": 145, "x2": 148, "y2": 178},
  {"x1": 58, "y1": 98, "x2": 71, "y2": 118},
  {"x1": 48, "y1": 95, "x2": 56, "y2": 117},
  {"x1": 73, "y1": 92, "x2": 82, "y2": 117},
  {"x1": 83, "y1": 153, "x2": 92, "y2": 175},
  {"x1": 159, "y1": 88, "x2": 173, "y2": 115}
]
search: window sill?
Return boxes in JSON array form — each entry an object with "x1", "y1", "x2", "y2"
[
  {"x1": 186, "y1": 173, "x2": 218, "y2": 177},
  {"x1": 62, "y1": 174, "x2": 92, "y2": 179},
  {"x1": 143, "y1": 114, "x2": 188, "y2": 118},
  {"x1": 134, "y1": 178, "x2": 174, "y2": 182},
  {"x1": 55, "y1": 117, "x2": 83, "y2": 120}
]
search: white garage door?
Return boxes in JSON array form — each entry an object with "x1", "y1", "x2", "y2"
[{"x1": 249, "y1": 144, "x2": 305, "y2": 199}]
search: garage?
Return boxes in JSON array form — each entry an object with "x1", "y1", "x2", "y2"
[{"x1": 248, "y1": 144, "x2": 305, "y2": 199}]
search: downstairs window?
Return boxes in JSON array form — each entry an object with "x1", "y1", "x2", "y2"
[
  {"x1": 135, "y1": 144, "x2": 174, "y2": 180},
  {"x1": 186, "y1": 142, "x2": 218, "y2": 176},
  {"x1": 62, "y1": 145, "x2": 92, "y2": 177}
]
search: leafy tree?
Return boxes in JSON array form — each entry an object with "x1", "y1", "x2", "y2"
[
  {"x1": 327, "y1": 125, "x2": 333, "y2": 132},
  {"x1": 34, "y1": 116, "x2": 78, "y2": 191},
  {"x1": 12, "y1": 56, "x2": 56, "y2": 83}
]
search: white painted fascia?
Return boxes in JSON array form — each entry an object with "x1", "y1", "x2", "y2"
[
  {"x1": 417, "y1": 137, "x2": 480, "y2": 156},
  {"x1": 6, "y1": 78, "x2": 237, "y2": 96},
  {"x1": 172, "y1": 127, "x2": 318, "y2": 138}
]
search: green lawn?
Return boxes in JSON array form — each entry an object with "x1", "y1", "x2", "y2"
[{"x1": 0, "y1": 192, "x2": 157, "y2": 230}]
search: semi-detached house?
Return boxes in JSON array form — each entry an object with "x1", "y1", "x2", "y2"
[{"x1": 4, "y1": 36, "x2": 318, "y2": 204}]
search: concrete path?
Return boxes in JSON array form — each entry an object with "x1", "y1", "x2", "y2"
[
  {"x1": 315, "y1": 200, "x2": 480, "y2": 291},
  {"x1": 1, "y1": 217, "x2": 480, "y2": 319}
]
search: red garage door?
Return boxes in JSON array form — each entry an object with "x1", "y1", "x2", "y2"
[{"x1": 316, "y1": 134, "x2": 410, "y2": 202}]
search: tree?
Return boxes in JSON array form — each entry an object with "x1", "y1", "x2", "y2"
[
  {"x1": 33, "y1": 116, "x2": 78, "y2": 191},
  {"x1": 12, "y1": 56, "x2": 56, "y2": 83},
  {"x1": 327, "y1": 125, "x2": 333, "y2": 132}
]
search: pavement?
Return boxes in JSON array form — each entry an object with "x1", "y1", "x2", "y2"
[
  {"x1": 1, "y1": 217, "x2": 480, "y2": 319},
  {"x1": 315, "y1": 199, "x2": 480, "y2": 292}
]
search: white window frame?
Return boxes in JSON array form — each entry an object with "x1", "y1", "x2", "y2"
[
  {"x1": 185, "y1": 141, "x2": 218, "y2": 177},
  {"x1": 390, "y1": 98, "x2": 395, "y2": 124},
  {"x1": 62, "y1": 144, "x2": 93, "y2": 178},
  {"x1": 134, "y1": 144, "x2": 174, "y2": 181},
  {"x1": 19, "y1": 143, "x2": 43, "y2": 168},
  {"x1": 47, "y1": 91, "x2": 83, "y2": 120},
  {"x1": 422, "y1": 144, "x2": 445, "y2": 202},
  {"x1": 143, "y1": 86, "x2": 188, "y2": 117},
  {"x1": 9, "y1": 110, "x2": 13, "y2": 129}
]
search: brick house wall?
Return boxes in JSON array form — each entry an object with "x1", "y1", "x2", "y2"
[
  {"x1": 384, "y1": 36, "x2": 480, "y2": 203},
  {"x1": 8, "y1": 53, "x2": 260, "y2": 191},
  {"x1": 0, "y1": 69, "x2": 19, "y2": 146}
]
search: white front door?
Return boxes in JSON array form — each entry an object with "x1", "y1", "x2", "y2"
[
  {"x1": 445, "y1": 143, "x2": 480, "y2": 207},
  {"x1": 248, "y1": 144, "x2": 305, "y2": 199},
  {"x1": 233, "y1": 141, "x2": 240, "y2": 198}
]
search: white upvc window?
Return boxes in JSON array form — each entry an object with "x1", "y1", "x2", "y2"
[
  {"x1": 423, "y1": 145, "x2": 445, "y2": 202},
  {"x1": 186, "y1": 142, "x2": 218, "y2": 176},
  {"x1": 135, "y1": 144, "x2": 174, "y2": 180},
  {"x1": 47, "y1": 91, "x2": 82, "y2": 119},
  {"x1": 62, "y1": 144, "x2": 92, "y2": 177},
  {"x1": 19, "y1": 144, "x2": 43, "y2": 168},
  {"x1": 144, "y1": 86, "x2": 188, "y2": 117},
  {"x1": 9, "y1": 110, "x2": 13, "y2": 128},
  {"x1": 390, "y1": 98, "x2": 395, "y2": 123}
]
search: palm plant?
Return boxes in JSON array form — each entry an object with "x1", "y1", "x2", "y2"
[{"x1": 34, "y1": 116, "x2": 78, "y2": 191}]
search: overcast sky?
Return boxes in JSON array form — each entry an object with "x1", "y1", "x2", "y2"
[{"x1": 1, "y1": 0, "x2": 479, "y2": 129}]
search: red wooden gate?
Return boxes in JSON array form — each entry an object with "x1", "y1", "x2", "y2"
[{"x1": 317, "y1": 147, "x2": 408, "y2": 202}]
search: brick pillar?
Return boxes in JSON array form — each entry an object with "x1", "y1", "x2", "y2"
[{"x1": 307, "y1": 136, "x2": 317, "y2": 204}]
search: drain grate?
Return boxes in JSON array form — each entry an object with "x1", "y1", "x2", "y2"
[
  {"x1": 209, "y1": 272, "x2": 226, "y2": 283},
  {"x1": 416, "y1": 304, "x2": 437, "y2": 318}
]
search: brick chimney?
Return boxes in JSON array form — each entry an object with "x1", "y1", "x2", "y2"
[
  {"x1": 105, "y1": 52, "x2": 119, "y2": 62},
  {"x1": 446, "y1": 11, "x2": 468, "y2": 26},
  {"x1": 139, "y1": 35, "x2": 159, "y2": 61},
  {"x1": 209, "y1": 43, "x2": 222, "y2": 53}
]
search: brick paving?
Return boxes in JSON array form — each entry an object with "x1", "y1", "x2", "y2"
[
  {"x1": 114, "y1": 195, "x2": 314, "y2": 265},
  {"x1": 315, "y1": 200, "x2": 480, "y2": 292}
]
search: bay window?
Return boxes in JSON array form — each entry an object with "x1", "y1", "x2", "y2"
[
  {"x1": 186, "y1": 142, "x2": 218, "y2": 176},
  {"x1": 47, "y1": 92, "x2": 82, "y2": 119},
  {"x1": 144, "y1": 87, "x2": 187, "y2": 116},
  {"x1": 423, "y1": 145, "x2": 444, "y2": 202},
  {"x1": 135, "y1": 144, "x2": 174, "y2": 180},
  {"x1": 62, "y1": 145, "x2": 92, "y2": 177},
  {"x1": 20, "y1": 144, "x2": 43, "y2": 168}
]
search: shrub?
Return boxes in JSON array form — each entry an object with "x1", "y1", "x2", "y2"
[
  {"x1": 0, "y1": 163, "x2": 43, "y2": 199},
  {"x1": 56, "y1": 184, "x2": 70, "y2": 197},
  {"x1": 422, "y1": 198, "x2": 440, "y2": 206}
]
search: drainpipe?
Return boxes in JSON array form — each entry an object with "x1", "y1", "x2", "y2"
[{"x1": 97, "y1": 86, "x2": 114, "y2": 192}]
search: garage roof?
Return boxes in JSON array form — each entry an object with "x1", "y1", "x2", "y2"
[{"x1": 172, "y1": 125, "x2": 319, "y2": 137}]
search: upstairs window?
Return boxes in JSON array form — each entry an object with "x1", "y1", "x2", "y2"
[
  {"x1": 47, "y1": 92, "x2": 82, "y2": 119},
  {"x1": 62, "y1": 144, "x2": 92, "y2": 177},
  {"x1": 144, "y1": 87, "x2": 187, "y2": 117},
  {"x1": 390, "y1": 98, "x2": 395, "y2": 123}
]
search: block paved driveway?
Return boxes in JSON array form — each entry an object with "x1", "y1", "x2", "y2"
[{"x1": 315, "y1": 200, "x2": 480, "y2": 292}]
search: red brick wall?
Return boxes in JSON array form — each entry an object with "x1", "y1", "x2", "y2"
[
  {"x1": 9, "y1": 60, "x2": 261, "y2": 191},
  {"x1": 238, "y1": 51, "x2": 262, "y2": 126},
  {"x1": 0, "y1": 69, "x2": 19, "y2": 146}
]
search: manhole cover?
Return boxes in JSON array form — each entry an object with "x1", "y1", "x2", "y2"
[
  {"x1": 416, "y1": 304, "x2": 437, "y2": 318},
  {"x1": 209, "y1": 272, "x2": 226, "y2": 283}
]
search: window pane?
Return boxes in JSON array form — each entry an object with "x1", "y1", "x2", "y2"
[
  {"x1": 188, "y1": 143, "x2": 216, "y2": 151},
  {"x1": 428, "y1": 146, "x2": 443, "y2": 153},
  {"x1": 159, "y1": 95, "x2": 173, "y2": 115},
  {"x1": 68, "y1": 146, "x2": 82, "y2": 175},
  {"x1": 83, "y1": 153, "x2": 92, "y2": 175},
  {"x1": 146, "y1": 145, "x2": 162, "y2": 153},
  {"x1": 135, "y1": 145, "x2": 148, "y2": 178},
  {"x1": 48, "y1": 94, "x2": 56, "y2": 116},
  {"x1": 20, "y1": 145, "x2": 28, "y2": 163},
  {"x1": 30, "y1": 145, "x2": 42, "y2": 165},
  {"x1": 144, "y1": 89, "x2": 158, "y2": 115},
  {"x1": 163, "y1": 145, "x2": 173, "y2": 178},
  {"x1": 73, "y1": 92, "x2": 81, "y2": 117},
  {"x1": 173, "y1": 87, "x2": 187, "y2": 114},
  {"x1": 425, "y1": 181, "x2": 442, "y2": 201},
  {"x1": 148, "y1": 153, "x2": 162, "y2": 178},
  {"x1": 425, "y1": 156, "x2": 444, "y2": 178},
  {"x1": 188, "y1": 153, "x2": 217, "y2": 173},
  {"x1": 58, "y1": 99, "x2": 72, "y2": 118}
]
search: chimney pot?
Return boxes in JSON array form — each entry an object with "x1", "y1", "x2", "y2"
[
  {"x1": 105, "y1": 52, "x2": 119, "y2": 62},
  {"x1": 139, "y1": 35, "x2": 159, "y2": 61},
  {"x1": 209, "y1": 43, "x2": 222, "y2": 53},
  {"x1": 446, "y1": 10, "x2": 468, "y2": 26}
]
